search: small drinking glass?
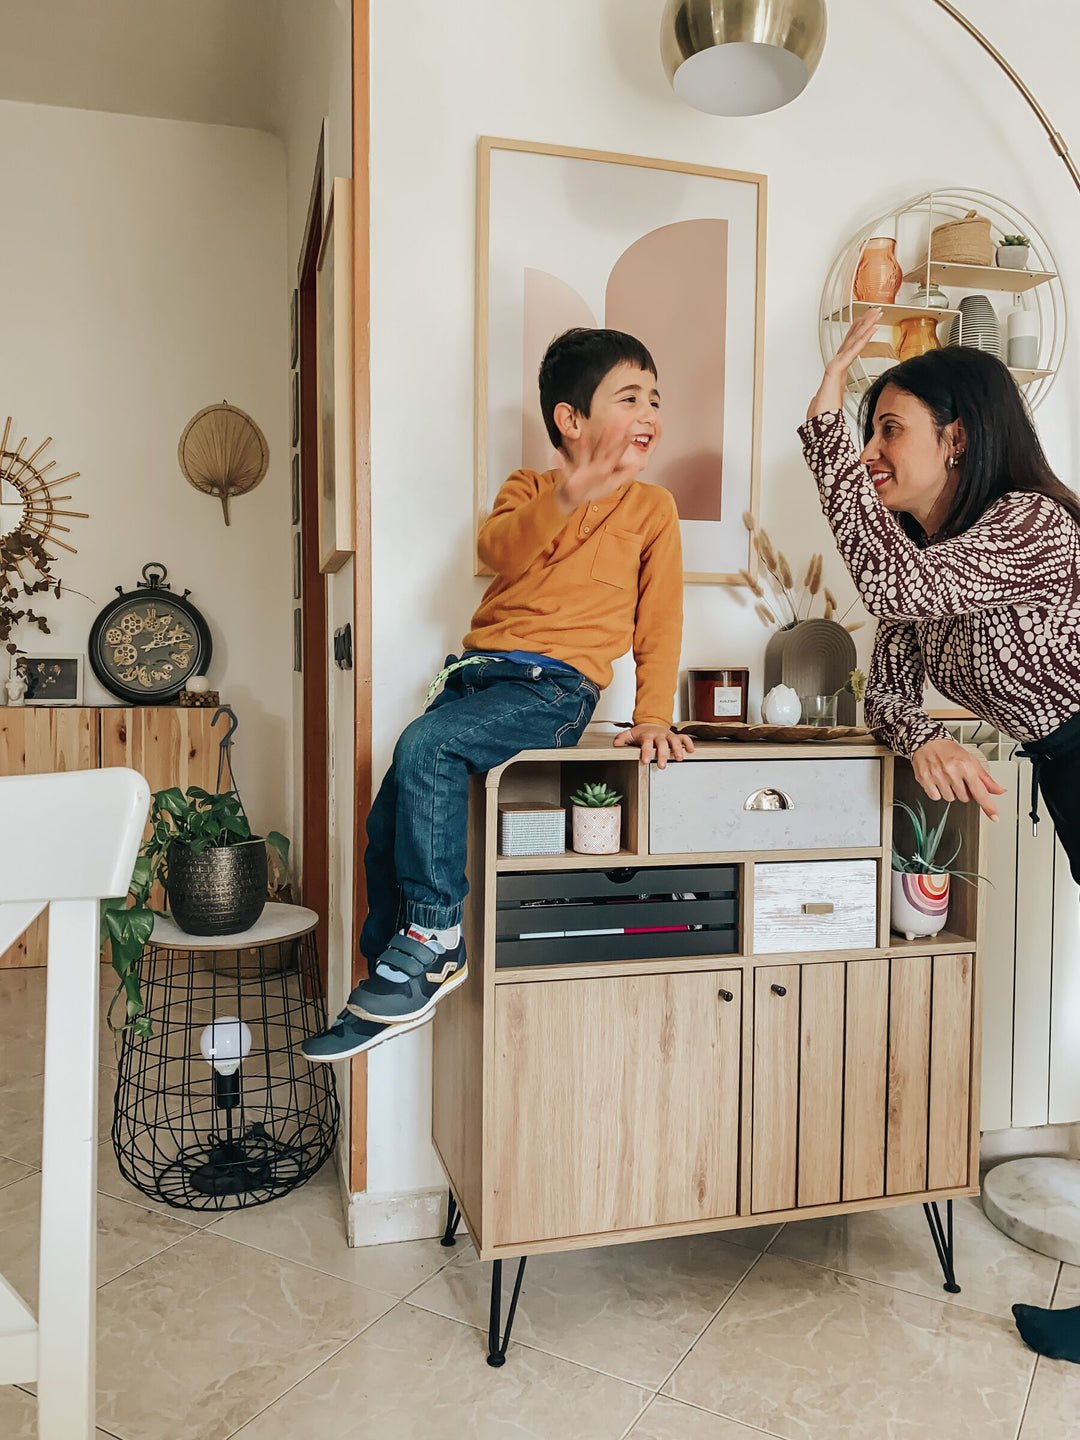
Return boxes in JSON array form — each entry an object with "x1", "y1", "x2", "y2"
[{"x1": 801, "y1": 694, "x2": 837, "y2": 727}]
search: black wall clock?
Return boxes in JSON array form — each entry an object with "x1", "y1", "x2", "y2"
[{"x1": 88, "y1": 562, "x2": 212, "y2": 704}]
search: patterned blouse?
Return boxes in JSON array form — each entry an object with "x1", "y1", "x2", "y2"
[{"x1": 799, "y1": 410, "x2": 1080, "y2": 755}]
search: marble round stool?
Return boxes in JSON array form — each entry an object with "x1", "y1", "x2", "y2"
[
  {"x1": 983, "y1": 1157, "x2": 1080, "y2": 1263},
  {"x1": 111, "y1": 903, "x2": 339, "y2": 1211}
]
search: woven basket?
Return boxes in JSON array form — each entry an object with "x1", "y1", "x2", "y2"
[{"x1": 928, "y1": 210, "x2": 994, "y2": 267}]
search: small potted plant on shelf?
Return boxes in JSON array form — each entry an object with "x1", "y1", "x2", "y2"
[
  {"x1": 890, "y1": 798, "x2": 986, "y2": 941},
  {"x1": 996, "y1": 234, "x2": 1031, "y2": 271},
  {"x1": 569, "y1": 781, "x2": 623, "y2": 856},
  {"x1": 102, "y1": 786, "x2": 289, "y2": 1036}
]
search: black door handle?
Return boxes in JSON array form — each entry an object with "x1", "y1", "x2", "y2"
[
  {"x1": 718, "y1": 989, "x2": 734, "y2": 1002},
  {"x1": 771, "y1": 983, "x2": 787, "y2": 997}
]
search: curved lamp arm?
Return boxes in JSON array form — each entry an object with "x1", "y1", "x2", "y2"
[{"x1": 932, "y1": 0, "x2": 1080, "y2": 196}]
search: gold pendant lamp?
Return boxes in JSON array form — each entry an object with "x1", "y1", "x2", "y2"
[{"x1": 660, "y1": 0, "x2": 827, "y2": 116}]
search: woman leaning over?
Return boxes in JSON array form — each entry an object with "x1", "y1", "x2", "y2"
[{"x1": 802, "y1": 309, "x2": 1080, "y2": 1364}]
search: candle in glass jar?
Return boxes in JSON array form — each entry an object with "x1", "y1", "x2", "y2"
[{"x1": 688, "y1": 668, "x2": 749, "y2": 723}]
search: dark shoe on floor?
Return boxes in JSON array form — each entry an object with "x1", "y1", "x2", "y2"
[
  {"x1": 301, "y1": 1006, "x2": 433, "y2": 1062},
  {"x1": 346, "y1": 933, "x2": 468, "y2": 1024},
  {"x1": 1013, "y1": 1300, "x2": 1080, "y2": 1362}
]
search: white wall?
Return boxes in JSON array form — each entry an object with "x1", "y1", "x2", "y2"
[
  {"x1": 365, "y1": 0, "x2": 1080, "y2": 1202},
  {"x1": 0, "y1": 100, "x2": 292, "y2": 840}
]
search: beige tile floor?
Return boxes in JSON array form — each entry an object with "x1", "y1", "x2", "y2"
[{"x1": 2, "y1": 967, "x2": 1079, "y2": 1439}]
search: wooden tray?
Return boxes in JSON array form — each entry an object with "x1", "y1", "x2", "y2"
[{"x1": 674, "y1": 721, "x2": 872, "y2": 743}]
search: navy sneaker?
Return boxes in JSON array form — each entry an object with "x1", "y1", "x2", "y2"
[
  {"x1": 300, "y1": 1006, "x2": 433, "y2": 1062},
  {"x1": 346, "y1": 932, "x2": 468, "y2": 1025}
]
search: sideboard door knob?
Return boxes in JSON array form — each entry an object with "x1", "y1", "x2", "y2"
[
  {"x1": 718, "y1": 989, "x2": 734, "y2": 1002},
  {"x1": 771, "y1": 983, "x2": 788, "y2": 997}
]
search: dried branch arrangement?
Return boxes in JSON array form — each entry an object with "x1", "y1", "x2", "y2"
[{"x1": 740, "y1": 511, "x2": 864, "y2": 634}]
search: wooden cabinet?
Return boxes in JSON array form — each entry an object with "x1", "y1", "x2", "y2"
[
  {"x1": 491, "y1": 970, "x2": 742, "y2": 1245},
  {"x1": 0, "y1": 706, "x2": 222, "y2": 967},
  {"x1": 433, "y1": 737, "x2": 983, "y2": 1261}
]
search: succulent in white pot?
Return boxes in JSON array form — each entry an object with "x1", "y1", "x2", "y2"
[
  {"x1": 890, "y1": 799, "x2": 987, "y2": 940},
  {"x1": 570, "y1": 781, "x2": 623, "y2": 855},
  {"x1": 996, "y1": 234, "x2": 1031, "y2": 271}
]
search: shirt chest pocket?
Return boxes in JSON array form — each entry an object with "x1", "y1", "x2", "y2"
[{"x1": 590, "y1": 526, "x2": 643, "y2": 590}]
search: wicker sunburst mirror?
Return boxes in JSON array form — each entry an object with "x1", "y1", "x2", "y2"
[
  {"x1": 178, "y1": 402, "x2": 269, "y2": 526},
  {"x1": 0, "y1": 416, "x2": 87, "y2": 655}
]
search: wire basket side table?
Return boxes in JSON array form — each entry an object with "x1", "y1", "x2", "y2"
[{"x1": 111, "y1": 903, "x2": 339, "y2": 1211}]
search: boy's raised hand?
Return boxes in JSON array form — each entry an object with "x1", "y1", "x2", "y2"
[
  {"x1": 614, "y1": 724, "x2": 695, "y2": 769},
  {"x1": 554, "y1": 418, "x2": 641, "y2": 515}
]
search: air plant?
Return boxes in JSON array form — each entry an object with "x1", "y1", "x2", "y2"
[{"x1": 891, "y1": 799, "x2": 988, "y2": 886}]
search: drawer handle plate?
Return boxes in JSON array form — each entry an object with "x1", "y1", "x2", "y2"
[
  {"x1": 744, "y1": 787, "x2": 794, "y2": 812},
  {"x1": 803, "y1": 902, "x2": 835, "y2": 915}
]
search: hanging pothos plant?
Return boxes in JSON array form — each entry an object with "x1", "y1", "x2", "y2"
[{"x1": 0, "y1": 526, "x2": 55, "y2": 657}]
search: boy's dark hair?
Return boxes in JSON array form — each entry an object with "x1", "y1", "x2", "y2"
[{"x1": 538, "y1": 328, "x2": 657, "y2": 451}]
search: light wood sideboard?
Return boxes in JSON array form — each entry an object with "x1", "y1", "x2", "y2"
[
  {"x1": 433, "y1": 733, "x2": 984, "y2": 1264},
  {"x1": 0, "y1": 706, "x2": 222, "y2": 967}
]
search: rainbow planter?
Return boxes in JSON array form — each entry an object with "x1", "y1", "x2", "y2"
[{"x1": 891, "y1": 870, "x2": 951, "y2": 941}]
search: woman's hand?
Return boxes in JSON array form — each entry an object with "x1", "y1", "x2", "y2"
[
  {"x1": 806, "y1": 308, "x2": 883, "y2": 420},
  {"x1": 911, "y1": 736, "x2": 1006, "y2": 821}
]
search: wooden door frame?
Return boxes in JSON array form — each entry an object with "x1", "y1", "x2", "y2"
[
  {"x1": 350, "y1": 0, "x2": 373, "y2": 1194},
  {"x1": 298, "y1": 138, "x2": 330, "y2": 991}
]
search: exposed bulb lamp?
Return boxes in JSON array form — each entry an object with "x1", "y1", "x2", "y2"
[
  {"x1": 660, "y1": 0, "x2": 1080, "y2": 199},
  {"x1": 192, "y1": 1016, "x2": 267, "y2": 1196}
]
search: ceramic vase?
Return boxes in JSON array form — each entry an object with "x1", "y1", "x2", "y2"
[
  {"x1": 572, "y1": 805, "x2": 622, "y2": 856},
  {"x1": 854, "y1": 237, "x2": 903, "y2": 304},
  {"x1": 764, "y1": 620, "x2": 858, "y2": 726},
  {"x1": 761, "y1": 684, "x2": 801, "y2": 726},
  {"x1": 891, "y1": 869, "x2": 950, "y2": 941},
  {"x1": 947, "y1": 294, "x2": 1002, "y2": 359}
]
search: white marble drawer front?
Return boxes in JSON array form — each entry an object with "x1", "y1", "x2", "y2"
[
  {"x1": 753, "y1": 860, "x2": 878, "y2": 953},
  {"x1": 649, "y1": 759, "x2": 881, "y2": 855}
]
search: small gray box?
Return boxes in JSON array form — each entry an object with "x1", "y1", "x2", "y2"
[{"x1": 498, "y1": 803, "x2": 566, "y2": 857}]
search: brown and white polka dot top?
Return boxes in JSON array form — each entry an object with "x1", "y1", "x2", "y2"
[{"x1": 799, "y1": 410, "x2": 1080, "y2": 756}]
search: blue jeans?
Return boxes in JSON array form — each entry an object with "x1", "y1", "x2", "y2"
[{"x1": 360, "y1": 657, "x2": 599, "y2": 964}]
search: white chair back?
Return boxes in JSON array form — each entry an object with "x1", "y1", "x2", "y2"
[{"x1": 0, "y1": 767, "x2": 149, "y2": 1440}]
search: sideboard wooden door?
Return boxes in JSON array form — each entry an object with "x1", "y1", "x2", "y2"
[
  {"x1": 0, "y1": 709, "x2": 99, "y2": 968},
  {"x1": 1, "y1": 706, "x2": 221, "y2": 967}
]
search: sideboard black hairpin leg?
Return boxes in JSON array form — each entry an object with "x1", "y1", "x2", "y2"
[
  {"x1": 441, "y1": 1188, "x2": 462, "y2": 1247},
  {"x1": 923, "y1": 1200, "x2": 961, "y2": 1293},
  {"x1": 487, "y1": 1256, "x2": 528, "y2": 1367}
]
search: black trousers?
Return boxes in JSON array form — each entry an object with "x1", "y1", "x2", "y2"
[{"x1": 1020, "y1": 710, "x2": 1080, "y2": 884}]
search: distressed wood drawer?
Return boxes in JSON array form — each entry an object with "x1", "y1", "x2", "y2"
[
  {"x1": 649, "y1": 759, "x2": 881, "y2": 855},
  {"x1": 753, "y1": 860, "x2": 878, "y2": 953}
]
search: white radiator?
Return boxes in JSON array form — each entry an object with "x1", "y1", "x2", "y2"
[{"x1": 942, "y1": 721, "x2": 1080, "y2": 1132}]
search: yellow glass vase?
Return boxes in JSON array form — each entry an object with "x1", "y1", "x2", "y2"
[{"x1": 896, "y1": 315, "x2": 942, "y2": 363}]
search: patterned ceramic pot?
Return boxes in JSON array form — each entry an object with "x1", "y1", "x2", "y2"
[
  {"x1": 891, "y1": 869, "x2": 950, "y2": 941},
  {"x1": 167, "y1": 839, "x2": 268, "y2": 936},
  {"x1": 572, "y1": 805, "x2": 622, "y2": 856}
]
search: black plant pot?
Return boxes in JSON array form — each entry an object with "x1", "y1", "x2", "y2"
[{"x1": 167, "y1": 839, "x2": 268, "y2": 936}]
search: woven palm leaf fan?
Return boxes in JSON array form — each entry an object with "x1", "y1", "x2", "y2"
[{"x1": 178, "y1": 402, "x2": 269, "y2": 526}]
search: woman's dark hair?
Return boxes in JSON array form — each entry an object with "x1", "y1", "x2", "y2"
[
  {"x1": 539, "y1": 327, "x2": 657, "y2": 450},
  {"x1": 860, "y1": 347, "x2": 1080, "y2": 541}
]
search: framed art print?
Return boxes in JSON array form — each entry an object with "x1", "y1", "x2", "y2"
[
  {"x1": 316, "y1": 176, "x2": 356, "y2": 574},
  {"x1": 474, "y1": 137, "x2": 766, "y2": 583},
  {"x1": 19, "y1": 652, "x2": 83, "y2": 705}
]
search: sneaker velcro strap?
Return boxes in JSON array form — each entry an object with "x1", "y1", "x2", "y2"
[{"x1": 382, "y1": 932, "x2": 435, "y2": 976}]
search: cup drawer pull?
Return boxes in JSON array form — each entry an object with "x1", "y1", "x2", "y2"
[
  {"x1": 802, "y1": 901, "x2": 835, "y2": 915},
  {"x1": 744, "y1": 787, "x2": 794, "y2": 812}
]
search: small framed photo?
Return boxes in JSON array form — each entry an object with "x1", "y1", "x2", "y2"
[
  {"x1": 289, "y1": 287, "x2": 299, "y2": 369},
  {"x1": 291, "y1": 452, "x2": 301, "y2": 525},
  {"x1": 291, "y1": 370, "x2": 300, "y2": 448},
  {"x1": 19, "y1": 653, "x2": 84, "y2": 705},
  {"x1": 293, "y1": 531, "x2": 303, "y2": 600},
  {"x1": 293, "y1": 609, "x2": 303, "y2": 673}
]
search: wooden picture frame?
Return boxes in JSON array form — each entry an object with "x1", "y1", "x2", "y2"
[
  {"x1": 293, "y1": 531, "x2": 303, "y2": 600},
  {"x1": 293, "y1": 608, "x2": 303, "y2": 672},
  {"x1": 316, "y1": 176, "x2": 356, "y2": 574},
  {"x1": 474, "y1": 137, "x2": 766, "y2": 585},
  {"x1": 291, "y1": 451, "x2": 301, "y2": 525},
  {"x1": 289, "y1": 287, "x2": 299, "y2": 369},
  {"x1": 18, "y1": 653, "x2": 83, "y2": 706},
  {"x1": 291, "y1": 370, "x2": 300, "y2": 448}
]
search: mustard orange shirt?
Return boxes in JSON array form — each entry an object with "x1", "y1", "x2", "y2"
[{"x1": 464, "y1": 469, "x2": 683, "y2": 727}]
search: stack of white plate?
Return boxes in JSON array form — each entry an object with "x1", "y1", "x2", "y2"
[{"x1": 946, "y1": 294, "x2": 1003, "y2": 359}]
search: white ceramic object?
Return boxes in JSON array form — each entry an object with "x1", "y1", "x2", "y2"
[
  {"x1": 761, "y1": 684, "x2": 801, "y2": 725},
  {"x1": 185, "y1": 674, "x2": 210, "y2": 695},
  {"x1": 996, "y1": 244, "x2": 1030, "y2": 270},
  {"x1": 4, "y1": 675, "x2": 26, "y2": 706},
  {"x1": 890, "y1": 868, "x2": 950, "y2": 940},
  {"x1": 572, "y1": 804, "x2": 622, "y2": 855}
]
